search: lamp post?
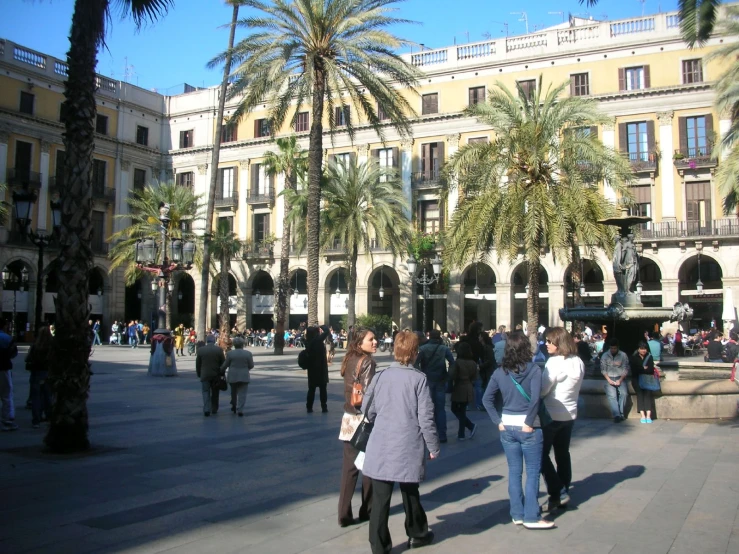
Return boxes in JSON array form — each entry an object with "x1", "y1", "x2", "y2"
[
  {"x1": 134, "y1": 203, "x2": 195, "y2": 334},
  {"x1": 2, "y1": 266, "x2": 28, "y2": 340},
  {"x1": 407, "y1": 254, "x2": 442, "y2": 333}
]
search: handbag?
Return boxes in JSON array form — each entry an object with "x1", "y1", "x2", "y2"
[
  {"x1": 508, "y1": 372, "x2": 552, "y2": 427},
  {"x1": 638, "y1": 372, "x2": 661, "y2": 391},
  {"x1": 350, "y1": 370, "x2": 384, "y2": 452},
  {"x1": 351, "y1": 356, "x2": 366, "y2": 408},
  {"x1": 214, "y1": 375, "x2": 228, "y2": 391}
]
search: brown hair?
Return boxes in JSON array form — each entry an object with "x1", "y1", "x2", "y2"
[
  {"x1": 340, "y1": 327, "x2": 375, "y2": 376},
  {"x1": 545, "y1": 327, "x2": 576, "y2": 357},
  {"x1": 393, "y1": 330, "x2": 419, "y2": 366}
]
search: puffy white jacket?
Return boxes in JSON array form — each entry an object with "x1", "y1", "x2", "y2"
[{"x1": 541, "y1": 355, "x2": 585, "y2": 421}]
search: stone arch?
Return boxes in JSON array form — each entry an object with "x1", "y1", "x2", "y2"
[
  {"x1": 1, "y1": 259, "x2": 33, "y2": 338},
  {"x1": 249, "y1": 270, "x2": 275, "y2": 331},
  {"x1": 460, "y1": 262, "x2": 497, "y2": 332},
  {"x1": 510, "y1": 262, "x2": 549, "y2": 330},
  {"x1": 212, "y1": 271, "x2": 240, "y2": 330},
  {"x1": 564, "y1": 258, "x2": 605, "y2": 308},
  {"x1": 678, "y1": 253, "x2": 723, "y2": 329},
  {"x1": 638, "y1": 256, "x2": 663, "y2": 307},
  {"x1": 324, "y1": 266, "x2": 350, "y2": 330},
  {"x1": 287, "y1": 268, "x2": 309, "y2": 329},
  {"x1": 174, "y1": 273, "x2": 196, "y2": 327},
  {"x1": 366, "y1": 264, "x2": 401, "y2": 329}
]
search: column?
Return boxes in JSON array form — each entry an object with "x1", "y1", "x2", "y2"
[
  {"x1": 38, "y1": 140, "x2": 51, "y2": 232},
  {"x1": 601, "y1": 119, "x2": 617, "y2": 202},
  {"x1": 661, "y1": 278, "x2": 679, "y2": 307},
  {"x1": 317, "y1": 286, "x2": 326, "y2": 324},
  {"x1": 195, "y1": 164, "x2": 209, "y2": 236},
  {"x1": 495, "y1": 283, "x2": 512, "y2": 329},
  {"x1": 239, "y1": 160, "x2": 250, "y2": 241},
  {"x1": 657, "y1": 111, "x2": 676, "y2": 220},
  {"x1": 446, "y1": 282, "x2": 462, "y2": 333},
  {"x1": 400, "y1": 139, "x2": 414, "y2": 219},
  {"x1": 355, "y1": 285, "x2": 368, "y2": 318},
  {"x1": 398, "y1": 280, "x2": 414, "y2": 331},
  {"x1": 445, "y1": 133, "x2": 461, "y2": 221},
  {"x1": 548, "y1": 281, "x2": 564, "y2": 327},
  {"x1": 117, "y1": 160, "x2": 131, "y2": 233}
]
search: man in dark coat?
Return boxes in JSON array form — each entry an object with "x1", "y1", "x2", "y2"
[
  {"x1": 304, "y1": 325, "x2": 330, "y2": 413},
  {"x1": 196, "y1": 335, "x2": 226, "y2": 416}
]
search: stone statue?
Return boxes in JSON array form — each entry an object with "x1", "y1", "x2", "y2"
[
  {"x1": 159, "y1": 202, "x2": 171, "y2": 221},
  {"x1": 670, "y1": 302, "x2": 693, "y2": 323},
  {"x1": 613, "y1": 233, "x2": 638, "y2": 295},
  {"x1": 612, "y1": 236, "x2": 624, "y2": 295}
]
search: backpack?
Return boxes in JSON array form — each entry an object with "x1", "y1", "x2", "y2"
[{"x1": 298, "y1": 348, "x2": 309, "y2": 369}]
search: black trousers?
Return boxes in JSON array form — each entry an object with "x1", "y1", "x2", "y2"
[
  {"x1": 541, "y1": 419, "x2": 575, "y2": 499},
  {"x1": 306, "y1": 383, "x2": 327, "y2": 410},
  {"x1": 369, "y1": 479, "x2": 428, "y2": 554},
  {"x1": 450, "y1": 401, "x2": 475, "y2": 438},
  {"x1": 634, "y1": 380, "x2": 654, "y2": 413},
  {"x1": 338, "y1": 441, "x2": 372, "y2": 524}
]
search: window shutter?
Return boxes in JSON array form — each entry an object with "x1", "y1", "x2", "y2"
[
  {"x1": 253, "y1": 120, "x2": 259, "y2": 138},
  {"x1": 344, "y1": 106, "x2": 351, "y2": 125},
  {"x1": 678, "y1": 117, "x2": 688, "y2": 154},
  {"x1": 570, "y1": 79, "x2": 575, "y2": 96},
  {"x1": 589, "y1": 126, "x2": 598, "y2": 139},
  {"x1": 618, "y1": 68, "x2": 626, "y2": 91},
  {"x1": 431, "y1": 94, "x2": 438, "y2": 113},
  {"x1": 705, "y1": 114, "x2": 714, "y2": 148},
  {"x1": 422, "y1": 95, "x2": 429, "y2": 114},
  {"x1": 618, "y1": 123, "x2": 628, "y2": 153},
  {"x1": 232, "y1": 166, "x2": 238, "y2": 195},
  {"x1": 328, "y1": 154, "x2": 336, "y2": 167},
  {"x1": 251, "y1": 164, "x2": 258, "y2": 195},
  {"x1": 439, "y1": 200, "x2": 445, "y2": 230},
  {"x1": 647, "y1": 120, "x2": 656, "y2": 153},
  {"x1": 469, "y1": 88, "x2": 475, "y2": 106},
  {"x1": 392, "y1": 147, "x2": 399, "y2": 168},
  {"x1": 422, "y1": 143, "x2": 430, "y2": 177},
  {"x1": 437, "y1": 141, "x2": 445, "y2": 173},
  {"x1": 264, "y1": 213, "x2": 271, "y2": 236},
  {"x1": 371, "y1": 149, "x2": 379, "y2": 160},
  {"x1": 643, "y1": 65, "x2": 651, "y2": 88}
]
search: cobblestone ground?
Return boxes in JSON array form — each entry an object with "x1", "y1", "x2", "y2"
[{"x1": 1, "y1": 345, "x2": 738, "y2": 553}]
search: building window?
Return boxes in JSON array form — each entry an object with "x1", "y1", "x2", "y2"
[
  {"x1": 221, "y1": 123, "x2": 237, "y2": 143},
  {"x1": 136, "y1": 125, "x2": 149, "y2": 146},
  {"x1": 468, "y1": 86, "x2": 485, "y2": 106},
  {"x1": 619, "y1": 66, "x2": 650, "y2": 91},
  {"x1": 421, "y1": 142, "x2": 443, "y2": 180},
  {"x1": 685, "y1": 181, "x2": 712, "y2": 227},
  {"x1": 220, "y1": 167, "x2": 236, "y2": 197},
  {"x1": 570, "y1": 73, "x2": 590, "y2": 96},
  {"x1": 295, "y1": 112, "x2": 309, "y2": 132},
  {"x1": 179, "y1": 130, "x2": 194, "y2": 148},
  {"x1": 686, "y1": 116, "x2": 708, "y2": 157},
  {"x1": 54, "y1": 150, "x2": 66, "y2": 183},
  {"x1": 218, "y1": 216, "x2": 234, "y2": 232},
  {"x1": 628, "y1": 186, "x2": 651, "y2": 229},
  {"x1": 333, "y1": 153, "x2": 352, "y2": 169},
  {"x1": 14, "y1": 140, "x2": 32, "y2": 173},
  {"x1": 133, "y1": 168, "x2": 146, "y2": 192},
  {"x1": 335, "y1": 106, "x2": 350, "y2": 126},
  {"x1": 626, "y1": 122, "x2": 649, "y2": 162},
  {"x1": 254, "y1": 118, "x2": 270, "y2": 138},
  {"x1": 95, "y1": 114, "x2": 108, "y2": 135},
  {"x1": 19, "y1": 91, "x2": 34, "y2": 115},
  {"x1": 253, "y1": 212, "x2": 270, "y2": 242},
  {"x1": 92, "y1": 159, "x2": 106, "y2": 190},
  {"x1": 250, "y1": 163, "x2": 271, "y2": 197},
  {"x1": 92, "y1": 211, "x2": 105, "y2": 253},
  {"x1": 177, "y1": 171, "x2": 193, "y2": 188},
  {"x1": 422, "y1": 93, "x2": 438, "y2": 115},
  {"x1": 419, "y1": 200, "x2": 441, "y2": 234},
  {"x1": 468, "y1": 137, "x2": 488, "y2": 145},
  {"x1": 181, "y1": 220, "x2": 191, "y2": 233},
  {"x1": 518, "y1": 79, "x2": 536, "y2": 100},
  {"x1": 377, "y1": 148, "x2": 394, "y2": 182},
  {"x1": 59, "y1": 102, "x2": 70, "y2": 123},
  {"x1": 378, "y1": 104, "x2": 389, "y2": 121},
  {"x1": 682, "y1": 59, "x2": 703, "y2": 84}
]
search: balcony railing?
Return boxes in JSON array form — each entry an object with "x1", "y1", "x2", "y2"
[
  {"x1": 7, "y1": 168, "x2": 42, "y2": 189},
  {"x1": 215, "y1": 188, "x2": 239, "y2": 209},
  {"x1": 673, "y1": 145, "x2": 717, "y2": 170},
  {"x1": 411, "y1": 170, "x2": 442, "y2": 189},
  {"x1": 246, "y1": 186, "x2": 275, "y2": 205},
  {"x1": 92, "y1": 241, "x2": 109, "y2": 255},
  {"x1": 636, "y1": 218, "x2": 739, "y2": 239},
  {"x1": 243, "y1": 242, "x2": 273, "y2": 260},
  {"x1": 623, "y1": 151, "x2": 658, "y2": 173},
  {"x1": 92, "y1": 184, "x2": 116, "y2": 203}
]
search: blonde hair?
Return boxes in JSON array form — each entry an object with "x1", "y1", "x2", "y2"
[{"x1": 393, "y1": 331, "x2": 419, "y2": 366}]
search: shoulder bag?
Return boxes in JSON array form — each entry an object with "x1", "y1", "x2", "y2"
[
  {"x1": 350, "y1": 370, "x2": 384, "y2": 452},
  {"x1": 508, "y1": 371, "x2": 552, "y2": 427},
  {"x1": 638, "y1": 357, "x2": 661, "y2": 391},
  {"x1": 351, "y1": 356, "x2": 367, "y2": 408}
]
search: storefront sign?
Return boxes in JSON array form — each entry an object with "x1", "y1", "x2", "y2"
[{"x1": 252, "y1": 294, "x2": 274, "y2": 314}]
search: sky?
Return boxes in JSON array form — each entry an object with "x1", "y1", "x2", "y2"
[{"x1": 2, "y1": 0, "x2": 679, "y2": 93}]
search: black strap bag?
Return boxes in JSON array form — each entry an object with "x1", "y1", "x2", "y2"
[{"x1": 349, "y1": 370, "x2": 384, "y2": 452}]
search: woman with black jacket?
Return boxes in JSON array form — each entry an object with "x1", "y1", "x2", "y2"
[{"x1": 630, "y1": 340, "x2": 656, "y2": 424}]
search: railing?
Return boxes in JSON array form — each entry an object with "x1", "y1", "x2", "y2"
[
  {"x1": 411, "y1": 49, "x2": 448, "y2": 67},
  {"x1": 506, "y1": 32, "x2": 548, "y2": 52},
  {"x1": 215, "y1": 188, "x2": 239, "y2": 208},
  {"x1": 673, "y1": 145, "x2": 717, "y2": 170},
  {"x1": 54, "y1": 61, "x2": 69, "y2": 76},
  {"x1": 370, "y1": 238, "x2": 390, "y2": 252},
  {"x1": 411, "y1": 170, "x2": 442, "y2": 188},
  {"x1": 637, "y1": 218, "x2": 739, "y2": 239},
  {"x1": 13, "y1": 45, "x2": 46, "y2": 69},
  {"x1": 92, "y1": 242, "x2": 109, "y2": 255},
  {"x1": 456, "y1": 41, "x2": 496, "y2": 61},
  {"x1": 666, "y1": 14, "x2": 680, "y2": 29},
  {"x1": 557, "y1": 24, "x2": 600, "y2": 45},
  {"x1": 623, "y1": 151, "x2": 658, "y2": 173},
  {"x1": 92, "y1": 185, "x2": 116, "y2": 203},
  {"x1": 242, "y1": 242, "x2": 273, "y2": 260},
  {"x1": 246, "y1": 185, "x2": 275, "y2": 205},
  {"x1": 610, "y1": 16, "x2": 655, "y2": 36},
  {"x1": 7, "y1": 168, "x2": 42, "y2": 188},
  {"x1": 95, "y1": 75, "x2": 117, "y2": 94}
]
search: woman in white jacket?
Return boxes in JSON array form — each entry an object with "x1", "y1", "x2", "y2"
[{"x1": 540, "y1": 327, "x2": 585, "y2": 513}]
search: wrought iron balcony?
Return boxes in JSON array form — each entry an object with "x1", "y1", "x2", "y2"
[
  {"x1": 92, "y1": 184, "x2": 116, "y2": 203},
  {"x1": 623, "y1": 151, "x2": 658, "y2": 173},
  {"x1": 673, "y1": 145, "x2": 717, "y2": 170},
  {"x1": 92, "y1": 241, "x2": 109, "y2": 255},
  {"x1": 7, "y1": 168, "x2": 42, "y2": 189},
  {"x1": 243, "y1": 242, "x2": 273, "y2": 260},
  {"x1": 215, "y1": 188, "x2": 239, "y2": 209},
  {"x1": 636, "y1": 218, "x2": 739, "y2": 240},
  {"x1": 411, "y1": 170, "x2": 442, "y2": 189},
  {"x1": 246, "y1": 185, "x2": 275, "y2": 205}
]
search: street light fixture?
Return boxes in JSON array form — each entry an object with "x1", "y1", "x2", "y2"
[
  {"x1": 407, "y1": 254, "x2": 443, "y2": 333},
  {"x1": 474, "y1": 263, "x2": 480, "y2": 298},
  {"x1": 379, "y1": 268, "x2": 385, "y2": 300},
  {"x1": 2, "y1": 266, "x2": 28, "y2": 339},
  {"x1": 696, "y1": 253, "x2": 704, "y2": 295}
]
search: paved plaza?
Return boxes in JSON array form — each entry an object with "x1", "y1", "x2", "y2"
[{"x1": 1, "y1": 345, "x2": 738, "y2": 554}]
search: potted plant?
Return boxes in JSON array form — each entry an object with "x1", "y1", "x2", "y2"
[{"x1": 673, "y1": 151, "x2": 685, "y2": 161}]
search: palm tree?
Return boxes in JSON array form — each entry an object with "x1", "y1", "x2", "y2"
[
  {"x1": 0, "y1": 183, "x2": 8, "y2": 225},
  {"x1": 263, "y1": 135, "x2": 307, "y2": 354},
  {"x1": 46, "y1": 0, "x2": 173, "y2": 453},
  {"x1": 582, "y1": 0, "x2": 721, "y2": 47},
  {"x1": 109, "y1": 182, "x2": 203, "y2": 328},
  {"x1": 321, "y1": 158, "x2": 410, "y2": 327},
  {"x1": 208, "y1": 219, "x2": 242, "y2": 342},
  {"x1": 442, "y1": 76, "x2": 633, "y2": 347},
  {"x1": 198, "y1": 1, "x2": 240, "y2": 344},
  {"x1": 210, "y1": 0, "x2": 421, "y2": 326}
]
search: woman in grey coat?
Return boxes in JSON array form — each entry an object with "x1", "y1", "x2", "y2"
[
  {"x1": 362, "y1": 331, "x2": 440, "y2": 553},
  {"x1": 221, "y1": 337, "x2": 254, "y2": 417}
]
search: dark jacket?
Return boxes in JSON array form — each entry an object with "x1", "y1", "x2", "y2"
[
  {"x1": 305, "y1": 326, "x2": 330, "y2": 387},
  {"x1": 196, "y1": 344, "x2": 226, "y2": 382},
  {"x1": 479, "y1": 343, "x2": 496, "y2": 382},
  {"x1": 456, "y1": 333, "x2": 484, "y2": 364},
  {"x1": 450, "y1": 358, "x2": 478, "y2": 404},
  {"x1": 0, "y1": 330, "x2": 18, "y2": 371},
  {"x1": 630, "y1": 351, "x2": 655, "y2": 378},
  {"x1": 483, "y1": 363, "x2": 542, "y2": 427},
  {"x1": 25, "y1": 344, "x2": 50, "y2": 372},
  {"x1": 342, "y1": 352, "x2": 376, "y2": 414},
  {"x1": 416, "y1": 339, "x2": 454, "y2": 383}
]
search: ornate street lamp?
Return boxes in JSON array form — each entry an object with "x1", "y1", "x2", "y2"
[
  {"x1": 407, "y1": 254, "x2": 443, "y2": 333},
  {"x1": 379, "y1": 269, "x2": 385, "y2": 300},
  {"x1": 696, "y1": 253, "x2": 704, "y2": 295},
  {"x1": 474, "y1": 264, "x2": 480, "y2": 298}
]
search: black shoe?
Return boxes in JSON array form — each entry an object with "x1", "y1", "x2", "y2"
[
  {"x1": 407, "y1": 531, "x2": 434, "y2": 549},
  {"x1": 238, "y1": 412, "x2": 243, "y2": 417},
  {"x1": 321, "y1": 407, "x2": 328, "y2": 413},
  {"x1": 307, "y1": 408, "x2": 314, "y2": 413},
  {"x1": 439, "y1": 438, "x2": 448, "y2": 443},
  {"x1": 231, "y1": 406, "x2": 236, "y2": 413},
  {"x1": 204, "y1": 412, "x2": 210, "y2": 417},
  {"x1": 339, "y1": 518, "x2": 356, "y2": 528}
]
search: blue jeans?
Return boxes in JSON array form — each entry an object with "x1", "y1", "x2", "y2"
[
  {"x1": 473, "y1": 377, "x2": 483, "y2": 409},
  {"x1": 30, "y1": 371, "x2": 52, "y2": 425},
  {"x1": 129, "y1": 335, "x2": 138, "y2": 348},
  {"x1": 428, "y1": 380, "x2": 447, "y2": 441},
  {"x1": 92, "y1": 331, "x2": 101, "y2": 346},
  {"x1": 0, "y1": 370, "x2": 14, "y2": 423},
  {"x1": 603, "y1": 381, "x2": 628, "y2": 418},
  {"x1": 500, "y1": 427, "x2": 544, "y2": 523}
]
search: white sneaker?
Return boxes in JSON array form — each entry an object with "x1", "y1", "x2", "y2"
[
  {"x1": 512, "y1": 518, "x2": 523, "y2": 525},
  {"x1": 523, "y1": 520, "x2": 556, "y2": 530},
  {"x1": 560, "y1": 488, "x2": 570, "y2": 506},
  {"x1": 469, "y1": 423, "x2": 477, "y2": 439}
]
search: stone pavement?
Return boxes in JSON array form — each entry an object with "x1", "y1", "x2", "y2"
[{"x1": 1, "y1": 345, "x2": 738, "y2": 554}]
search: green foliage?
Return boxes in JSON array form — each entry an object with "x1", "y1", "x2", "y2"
[
  {"x1": 355, "y1": 314, "x2": 394, "y2": 337},
  {"x1": 408, "y1": 230, "x2": 440, "y2": 259}
]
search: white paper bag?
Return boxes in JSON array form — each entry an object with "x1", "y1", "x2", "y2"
[{"x1": 354, "y1": 451, "x2": 365, "y2": 471}]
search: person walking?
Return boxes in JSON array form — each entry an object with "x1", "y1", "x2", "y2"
[
  {"x1": 221, "y1": 336, "x2": 254, "y2": 417},
  {"x1": 540, "y1": 327, "x2": 585, "y2": 513},
  {"x1": 174, "y1": 324, "x2": 185, "y2": 356},
  {"x1": 337, "y1": 327, "x2": 378, "y2": 528},
  {"x1": 0, "y1": 318, "x2": 19, "y2": 431},
  {"x1": 482, "y1": 331, "x2": 554, "y2": 529},
  {"x1": 363, "y1": 331, "x2": 439, "y2": 552},
  {"x1": 455, "y1": 321, "x2": 485, "y2": 411},
  {"x1": 25, "y1": 325, "x2": 54, "y2": 428},
  {"x1": 415, "y1": 329, "x2": 454, "y2": 443},
  {"x1": 600, "y1": 338, "x2": 630, "y2": 423},
  {"x1": 449, "y1": 341, "x2": 479, "y2": 441},
  {"x1": 127, "y1": 321, "x2": 138, "y2": 349},
  {"x1": 631, "y1": 341, "x2": 656, "y2": 423},
  {"x1": 303, "y1": 325, "x2": 330, "y2": 413},
  {"x1": 142, "y1": 323, "x2": 151, "y2": 345},
  {"x1": 110, "y1": 320, "x2": 120, "y2": 345},
  {"x1": 479, "y1": 330, "x2": 496, "y2": 405},
  {"x1": 196, "y1": 335, "x2": 226, "y2": 416},
  {"x1": 92, "y1": 320, "x2": 102, "y2": 346}
]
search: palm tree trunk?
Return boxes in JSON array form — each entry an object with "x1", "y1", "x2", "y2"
[
  {"x1": 219, "y1": 254, "x2": 230, "y2": 342},
  {"x1": 45, "y1": 0, "x2": 100, "y2": 453},
  {"x1": 526, "y1": 257, "x2": 541, "y2": 351},
  {"x1": 307, "y1": 66, "x2": 326, "y2": 326},
  {"x1": 570, "y1": 241, "x2": 583, "y2": 333},
  {"x1": 197, "y1": 3, "x2": 239, "y2": 341},
  {"x1": 273, "y1": 172, "x2": 294, "y2": 354},
  {"x1": 347, "y1": 247, "x2": 358, "y2": 328}
]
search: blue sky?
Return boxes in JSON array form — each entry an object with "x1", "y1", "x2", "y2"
[{"x1": 3, "y1": 0, "x2": 679, "y2": 92}]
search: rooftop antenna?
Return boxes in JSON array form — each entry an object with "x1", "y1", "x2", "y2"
[
  {"x1": 548, "y1": 11, "x2": 565, "y2": 23},
  {"x1": 511, "y1": 11, "x2": 529, "y2": 34},
  {"x1": 487, "y1": 21, "x2": 509, "y2": 37},
  {"x1": 123, "y1": 56, "x2": 136, "y2": 84},
  {"x1": 638, "y1": 0, "x2": 646, "y2": 16}
]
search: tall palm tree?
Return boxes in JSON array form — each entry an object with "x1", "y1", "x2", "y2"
[
  {"x1": 210, "y1": 0, "x2": 421, "y2": 326},
  {"x1": 442, "y1": 76, "x2": 633, "y2": 347},
  {"x1": 198, "y1": 1, "x2": 241, "y2": 343},
  {"x1": 46, "y1": 0, "x2": 173, "y2": 453},
  {"x1": 321, "y1": 158, "x2": 410, "y2": 327},
  {"x1": 263, "y1": 135, "x2": 307, "y2": 354},
  {"x1": 582, "y1": 0, "x2": 721, "y2": 47},
  {"x1": 109, "y1": 182, "x2": 204, "y2": 328},
  {"x1": 208, "y1": 219, "x2": 242, "y2": 342}
]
